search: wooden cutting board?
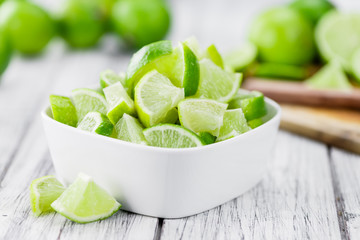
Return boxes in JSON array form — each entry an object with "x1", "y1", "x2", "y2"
[{"x1": 243, "y1": 78, "x2": 360, "y2": 154}]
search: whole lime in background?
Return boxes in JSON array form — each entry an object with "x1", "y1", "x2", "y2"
[
  {"x1": 57, "y1": 0, "x2": 114, "y2": 48},
  {"x1": 249, "y1": 7, "x2": 315, "y2": 66},
  {"x1": 111, "y1": 0, "x2": 171, "y2": 49},
  {"x1": 290, "y1": 0, "x2": 335, "y2": 26},
  {"x1": 0, "y1": 1, "x2": 55, "y2": 55},
  {"x1": 0, "y1": 30, "x2": 12, "y2": 76}
]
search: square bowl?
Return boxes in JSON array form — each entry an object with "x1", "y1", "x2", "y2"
[{"x1": 41, "y1": 97, "x2": 281, "y2": 218}]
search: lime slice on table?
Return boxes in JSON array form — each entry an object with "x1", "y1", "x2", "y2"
[
  {"x1": 115, "y1": 113, "x2": 147, "y2": 145},
  {"x1": 30, "y1": 176, "x2": 65, "y2": 217},
  {"x1": 224, "y1": 42, "x2": 257, "y2": 72},
  {"x1": 72, "y1": 88, "x2": 108, "y2": 121},
  {"x1": 100, "y1": 70, "x2": 126, "y2": 89},
  {"x1": 103, "y1": 82, "x2": 136, "y2": 124},
  {"x1": 351, "y1": 48, "x2": 360, "y2": 82},
  {"x1": 217, "y1": 109, "x2": 251, "y2": 142},
  {"x1": 306, "y1": 61, "x2": 352, "y2": 90},
  {"x1": 77, "y1": 112, "x2": 114, "y2": 137},
  {"x1": 195, "y1": 59, "x2": 242, "y2": 103},
  {"x1": 125, "y1": 40, "x2": 173, "y2": 94},
  {"x1": 49, "y1": 95, "x2": 78, "y2": 127},
  {"x1": 51, "y1": 173, "x2": 121, "y2": 224},
  {"x1": 143, "y1": 124, "x2": 203, "y2": 148},
  {"x1": 155, "y1": 42, "x2": 200, "y2": 96},
  {"x1": 316, "y1": 11, "x2": 360, "y2": 72},
  {"x1": 253, "y1": 62, "x2": 308, "y2": 80},
  {"x1": 134, "y1": 70, "x2": 184, "y2": 127},
  {"x1": 178, "y1": 99, "x2": 227, "y2": 137}
]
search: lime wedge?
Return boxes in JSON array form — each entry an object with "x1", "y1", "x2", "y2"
[
  {"x1": 115, "y1": 113, "x2": 147, "y2": 145},
  {"x1": 198, "y1": 132, "x2": 216, "y2": 145},
  {"x1": 195, "y1": 59, "x2": 242, "y2": 102},
  {"x1": 204, "y1": 44, "x2": 224, "y2": 69},
  {"x1": 178, "y1": 99, "x2": 227, "y2": 137},
  {"x1": 352, "y1": 48, "x2": 360, "y2": 82},
  {"x1": 30, "y1": 176, "x2": 65, "y2": 217},
  {"x1": 306, "y1": 61, "x2": 352, "y2": 90},
  {"x1": 49, "y1": 95, "x2": 78, "y2": 127},
  {"x1": 104, "y1": 82, "x2": 136, "y2": 124},
  {"x1": 316, "y1": 11, "x2": 360, "y2": 71},
  {"x1": 77, "y1": 112, "x2": 114, "y2": 137},
  {"x1": 143, "y1": 124, "x2": 203, "y2": 148},
  {"x1": 229, "y1": 90, "x2": 267, "y2": 121},
  {"x1": 100, "y1": 70, "x2": 126, "y2": 89},
  {"x1": 72, "y1": 88, "x2": 108, "y2": 121},
  {"x1": 217, "y1": 109, "x2": 250, "y2": 142},
  {"x1": 51, "y1": 173, "x2": 121, "y2": 224},
  {"x1": 183, "y1": 36, "x2": 203, "y2": 59},
  {"x1": 253, "y1": 62, "x2": 308, "y2": 80},
  {"x1": 228, "y1": 89, "x2": 255, "y2": 109},
  {"x1": 224, "y1": 42, "x2": 257, "y2": 71},
  {"x1": 134, "y1": 70, "x2": 184, "y2": 127},
  {"x1": 126, "y1": 40, "x2": 173, "y2": 93},
  {"x1": 248, "y1": 118, "x2": 264, "y2": 129}
]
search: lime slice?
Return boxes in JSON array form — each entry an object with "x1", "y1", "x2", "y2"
[
  {"x1": 204, "y1": 44, "x2": 224, "y2": 69},
  {"x1": 239, "y1": 91, "x2": 267, "y2": 121},
  {"x1": 224, "y1": 42, "x2": 257, "y2": 71},
  {"x1": 316, "y1": 11, "x2": 360, "y2": 71},
  {"x1": 352, "y1": 48, "x2": 360, "y2": 82},
  {"x1": 134, "y1": 70, "x2": 184, "y2": 127},
  {"x1": 248, "y1": 118, "x2": 264, "y2": 129},
  {"x1": 217, "y1": 109, "x2": 250, "y2": 142},
  {"x1": 100, "y1": 70, "x2": 126, "y2": 89},
  {"x1": 306, "y1": 61, "x2": 352, "y2": 90},
  {"x1": 51, "y1": 173, "x2": 121, "y2": 223},
  {"x1": 77, "y1": 112, "x2": 114, "y2": 137},
  {"x1": 178, "y1": 99, "x2": 227, "y2": 137},
  {"x1": 198, "y1": 132, "x2": 216, "y2": 145},
  {"x1": 143, "y1": 124, "x2": 203, "y2": 148},
  {"x1": 195, "y1": 59, "x2": 242, "y2": 103},
  {"x1": 30, "y1": 176, "x2": 65, "y2": 217},
  {"x1": 125, "y1": 40, "x2": 173, "y2": 93},
  {"x1": 104, "y1": 82, "x2": 136, "y2": 124},
  {"x1": 183, "y1": 36, "x2": 203, "y2": 59},
  {"x1": 253, "y1": 63, "x2": 308, "y2": 80},
  {"x1": 49, "y1": 95, "x2": 78, "y2": 127},
  {"x1": 72, "y1": 88, "x2": 108, "y2": 121},
  {"x1": 115, "y1": 113, "x2": 147, "y2": 145}
]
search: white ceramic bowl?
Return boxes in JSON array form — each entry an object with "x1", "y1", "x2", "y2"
[{"x1": 41, "y1": 97, "x2": 281, "y2": 218}]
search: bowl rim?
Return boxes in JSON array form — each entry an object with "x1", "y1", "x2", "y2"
[{"x1": 41, "y1": 96, "x2": 281, "y2": 153}]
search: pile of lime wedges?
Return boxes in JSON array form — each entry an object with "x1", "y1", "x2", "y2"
[{"x1": 50, "y1": 38, "x2": 268, "y2": 149}]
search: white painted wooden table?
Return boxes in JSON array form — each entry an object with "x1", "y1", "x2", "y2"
[{"x1": 1, "y1": 0, "x2": 360, "y2": 239}]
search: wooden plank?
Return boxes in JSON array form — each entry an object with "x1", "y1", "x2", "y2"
[
  {"x1": 0, "y1": 42, "x2": 159, "y2": 239},
  {"x1": 330, "y1": 148, "x2": 360, "y2": 239},
  {"x1": 160, "y1": 131, "x2": 341, "y2": 240}
]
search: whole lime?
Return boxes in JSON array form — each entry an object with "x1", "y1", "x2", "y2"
[
  {"x1": 0, "y1": 1, "x2": 55, "y2": 55},
  {"x1": 57, "y1": 0, "x2": 113, "y2": 48},
  {"x1": 249, "y1": 7, "x2": 316, "y2": 66},
  {"x1": 111, "y1": 0, "x2": 171, "y2": 48},
  {"x1": 0, "y1": 30, "x2": 12, "y2": 76},
  {"x1": 290, "y1": 0, "x2": 335, "y2": 26}
]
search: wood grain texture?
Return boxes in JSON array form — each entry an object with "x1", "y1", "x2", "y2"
[
  {"x1": 280, "y1": 104, "x2": 360, "y2": 155},
  {"x1": 160, "y1": 131, "x2": 341, "y2": 240},
  {"x1": 330, "y1": 148, "x2": 360, "y2": 240}
]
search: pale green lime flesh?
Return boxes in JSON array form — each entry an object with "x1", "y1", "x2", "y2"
[
  {"x1": 134, "y1": 70, "x2": 184, "y2": 127},
  {"x1": 30, "y1": 176, "x2": 65, "y2": 217},
  {"x1": 51, "y1": 173, "x2": 121, "y2": 224},
  {"x1": 352, "y1": 48, "x2": 360, "y2": 82},
  {"x1": 224, "y1": 42, "x2": 257, "y2": 71},
  {"x1": 217, "y1": 109, "x2": 251, "y2": 142},
  {"x1": 306, "y1": 61, "x2": 352, "y2": 90},
  {"x1": 49, "y1": 95, "x2": 78, "y2": 127},
  {"x1": 72, "y1": 88, "x2": 108, "y2": 121},
  {"x1": 143, "y1": 124, "x2": 203, "y2": 148},
  {"x1": 178, "y1": 98, "x2": 228, "y2": 137},
  {"x1": 115, "y1": 113, "x2": 147, "y2": 144},
  {"x1": 195, "y1": 59, "x2": 242, "y2": 103},
  {"x1": 77, "y1": 112, "x2": 114, "y2": 136},
  {"x1": 104, "y1": 82, "x2": 136, "y2": 124},
  {"x1": 100, "y1": 70, "x2": 126, "y2": 89},
  {"x1": 316, "y1": 11, "x2": 360, "y2": 71}
]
